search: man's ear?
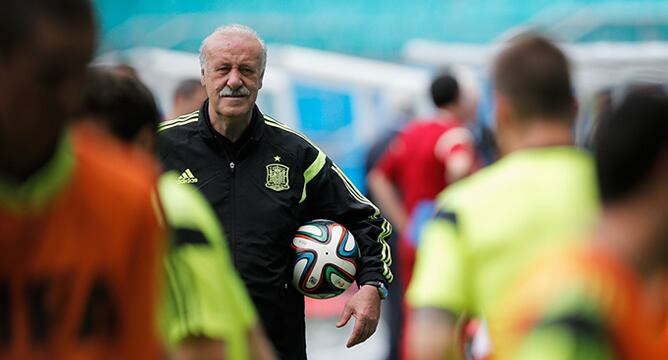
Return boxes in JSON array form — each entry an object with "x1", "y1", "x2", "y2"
[
  {"x1": 200, "y1": 68, "x2": 206, "y2": 86},
  {"x1": 493, "y1": 91, "x2": 514, "y2": 156},
  {"x1": 494, "y1": 91, "x2": 510, "y2": 130},
  {"x1": 258, "y1": 69, "x2": 264, "y2": 90}
]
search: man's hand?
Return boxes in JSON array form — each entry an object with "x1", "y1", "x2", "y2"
[{"x1": 336, "y1": 284, "x2": 381, "y2": 348}]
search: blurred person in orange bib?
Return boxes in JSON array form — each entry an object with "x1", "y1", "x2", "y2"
[{"x1": 0, "y1": 0, "x2": 165, "y2": 358}]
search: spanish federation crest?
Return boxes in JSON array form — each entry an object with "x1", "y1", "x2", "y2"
[{"x1": 265, "y1": 163, "x2": 290, "y2": 191}]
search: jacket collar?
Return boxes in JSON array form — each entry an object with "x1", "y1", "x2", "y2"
[{"x1": 198, "y1": 99, "x2": 265, "y2": 144}]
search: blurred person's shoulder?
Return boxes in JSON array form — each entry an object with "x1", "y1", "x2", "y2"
[
  {"x1": 436, "y1": 146, "x2": 595, "y2": 211},
  {"x1": 433, "y1": 154, "x2": 514, "y2": 211},
  {"x1": 157, "y1": 171, "x2": 220, "y2": 240}
]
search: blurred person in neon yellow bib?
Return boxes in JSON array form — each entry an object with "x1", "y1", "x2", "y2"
[{"x1": 406, "y1": 34, "x2": 600, "y2": 359}]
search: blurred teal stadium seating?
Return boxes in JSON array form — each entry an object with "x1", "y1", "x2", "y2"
[{"x1": 94, "y1": 0, "x2": 668, "y2": 60}]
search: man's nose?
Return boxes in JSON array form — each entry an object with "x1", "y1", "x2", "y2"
[{"x1": 227, "y1": 69, "x2": 243, "y2": 89}]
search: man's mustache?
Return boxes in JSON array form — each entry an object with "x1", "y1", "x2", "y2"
[{"x1": 219, "y1": 86, "x2": 250, "y2": 97}]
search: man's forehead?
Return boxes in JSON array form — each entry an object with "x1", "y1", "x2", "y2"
[{"x1": 206, "y1": 32, "x2": 262, "y2": 59}]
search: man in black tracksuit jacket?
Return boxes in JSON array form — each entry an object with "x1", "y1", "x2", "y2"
[{"x1": 157, "y1": 25, "x2": 393, "y2": 359}]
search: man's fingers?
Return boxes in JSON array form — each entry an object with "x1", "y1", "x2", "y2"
[
  {"x1": 336, "y1": 306, "x2": 353, "y2": 328},
  {"x1": 366, "y1": 318, "x2": 379, "y2": 334},
  {"x1": 360, "y1": 322, "x2": 376, "y2": 343},
  {"x1": 351, "y1": 317, "x2": 379, "y2": 347},
  {"x1": 346, "y1": 317, "x2": 368, "y2": 348},
  {"x1": 346, "y1": 322, "x2": 364, "y2": 347},
  {"x1": 359, "y1": 328, "x2": 372, "y2": 346}
]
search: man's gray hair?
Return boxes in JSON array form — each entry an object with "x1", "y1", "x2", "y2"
[{"x1": 199, "y1": 24, "x2": 267, "y2": 75}]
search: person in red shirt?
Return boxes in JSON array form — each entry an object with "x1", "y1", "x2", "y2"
[
  {"x1": 367, "y1": 73, "x2": 479, "y2": 359},
  {"x1": 367, "y1": 74, "x2": 478, "y2": 288}
]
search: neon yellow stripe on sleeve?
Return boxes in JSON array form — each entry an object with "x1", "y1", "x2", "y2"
[
  {"x1": 379, "y1": 219, "x2": 393, "y2": 265},
  {"x1": 331, "y1": 164, "x2": 381, "y2": 217},
  {"x1": 300, "y1": 151, "x2": 327, "y2": 203},
  {"x1": 379, "y1": 219, "x2": 394, "y2": 283}
]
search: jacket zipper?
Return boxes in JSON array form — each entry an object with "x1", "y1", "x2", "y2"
[
  {"x1": 229, "y1": 160, "x2": 236, "y2": 263},
  {"x1": 223, "y1": 137, "x2": 252, "y2": 267}
]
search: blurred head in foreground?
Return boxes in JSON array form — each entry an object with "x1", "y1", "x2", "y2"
[
  {"x1": 80, "y1": 67, "x2": 161, "y2": 151},
  {"x1": 593, "y1": 85, "x2": 668, "y2": 266},
  {"x1": 0, "y1": 2, "x2": 165, "y2": 359},
  {"x1": 0, "y1": 0, "x2": 96, "y2": 180},
  {"x1": 492, "y1": 34, "x2": 576, "y2": 155}
]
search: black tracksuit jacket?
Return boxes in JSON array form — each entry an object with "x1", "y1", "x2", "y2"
[{"x1": 158, "y1": 101, "x2": 393, "y2": 359}]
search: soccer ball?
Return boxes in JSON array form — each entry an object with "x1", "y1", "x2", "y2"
[{"x1": 291, "y1": 219, "x2": 359, "y2": 299}]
